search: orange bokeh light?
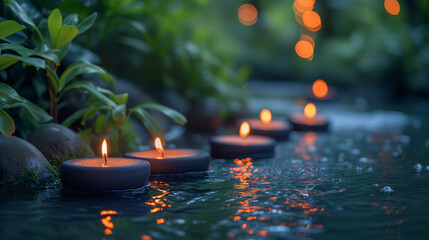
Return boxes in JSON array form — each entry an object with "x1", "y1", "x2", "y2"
[
  {"x1": 312, "y1": 79, "x2": 328, "y2": 98},
  {"x1": 300, "y1": 34, "x2": 315, "y2": 48},
  {"x1": 304, "y1": 103, "x2": 317, "y2": 119},
  {"x1": 239, "y1": 121, "x2": 250, "y2": 138},
  {"x1": 260, "y1": 109, "x2": 272, "y2": 125},
  {"x1": 302, "y1": 11, "x2": 321, "y2": 30},
  {"x1": 293, "y1": 0, "x2": 314, "y2": 14},
  {"x1": 154, "y1": 137, "x2": 164, "y2": 159},
  {"x1": 384, "y1": 0, "x2": 400, "y2": 15},
  {"x1": 295, "y1": 40, "x2": 314, "y2": 59},
  {"x1": 297, "y1": 0, "x2": 315, "y2": 8},
  {"x1": 238, "y1": 4, "x2": 258, "y2": 26}
]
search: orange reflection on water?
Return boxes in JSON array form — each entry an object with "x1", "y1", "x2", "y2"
[
  {"x1": 145, "y1": 181, "x2": 171, "y2": 214},
  {"x1": 100, "y1": 210, "x2": 117, "y2": 236}
]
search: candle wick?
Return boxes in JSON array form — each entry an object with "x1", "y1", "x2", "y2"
[
  {"x1": 161, "y1": 151, "x2": 165, "y2": 159},
  {"x1": 104, "y1": 154, "x2": 107, "y2": 165}
]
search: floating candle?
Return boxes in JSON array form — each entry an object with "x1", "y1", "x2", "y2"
[
  {"x1": 60, "y1": 139, "x2": 150, "y2": 191},
  {"x1": 289, "y1": 103, "x2": 329, "y2": 131},
  {"x1": 247, "y1": 109, "x2": 291, "y2": 140},
  {"x1": 210, "y1": 121, "x2": 275, "y2": 159},
  {"x1": 125, "y1": 137, "x2": 210, "y2": 174}
]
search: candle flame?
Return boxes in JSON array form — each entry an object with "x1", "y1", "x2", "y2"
[
  {"x1": 260, "y1": 109, "x2": 272, "y2": 125},
  {"x1": 240, "y1": 121, "x2": 250, "y2": 138},
  {"x1": 312, "y1": 79, "x2": 328, "y2": 98},
  {"x1": 102, "y1": 139, "x2": 108, "y2": 167},
  {"x1": 155, "y1": 137, "x2": 165, "y2": 159},
  {"x1": 102, "y1": 139, "x2": 108, "y2": 158},
  {"x1": 304, "y1": 103, "x2": 317, "y2": 119}
]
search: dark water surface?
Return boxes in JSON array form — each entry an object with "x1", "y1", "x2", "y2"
[{"x1": 1, "y1": 107, "x2": 429, "y2": 240}]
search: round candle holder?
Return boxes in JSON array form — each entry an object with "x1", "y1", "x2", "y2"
[
  {"x1": 124, "y1": 149, "x2": 210, "y2": 175},
  {"x1": 288, "y1": 113, "x2": 329, "y2": 132},
  {"x1": 61, "y1": 158, "x2": 150, "y2": 191},
  {"x1": 210, "y1": 135, "x2": 275, "y2": 159},
  {"x1": 247, "y1": 119, "x2": 291, "y2": 140}
]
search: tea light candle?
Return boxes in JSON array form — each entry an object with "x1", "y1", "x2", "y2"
[
  {"x1": 247, "y1": 109, "x2": 291, "y2": 140},
  {"x1": 60, "y1": 139, "x2": 150, "y2": 191},
  {"x1": 289, "y1": 103, "x2": 329, "y2": 131},
  {"x1": 125, "y1": 138, "x2": 210, "y2": 174},
  {"x1": 210, "y1": 121, "x2": 275, "y2": 159}
]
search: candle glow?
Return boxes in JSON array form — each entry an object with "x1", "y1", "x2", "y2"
[
  {"x1": 240, "y1": 121, "x2": 250, "y2": 138},
  {"x1": 260, "y1": 109, "x2": 272, "y2": 125},
  {"x1": 102, "y1": 138, "x2": 108, "y2": 166},
  {"x1": 155, "y1": 137, "x2": 165, "y2": 159},
  {"x1": 304, "y1": 103, "x2": 317, "y2": 119}
]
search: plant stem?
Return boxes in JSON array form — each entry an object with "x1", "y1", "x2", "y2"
[
  {"x1": 118, "y1": 125, "x2": 123, "y2": 156},
  {"x1": 46, "y1": 62, "x2": 58, "y2": 123}
]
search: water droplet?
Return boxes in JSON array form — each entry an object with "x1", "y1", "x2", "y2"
[
  {"x1": 380, "y1": 186, "x2": 394, "y2": 193},
  {"x1": 413, "y1": 163, "x2": 423, "y2": 172}
]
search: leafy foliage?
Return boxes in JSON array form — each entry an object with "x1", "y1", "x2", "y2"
[{"x1": 0, "y1": 82, "x2": 52, "y2": 137}]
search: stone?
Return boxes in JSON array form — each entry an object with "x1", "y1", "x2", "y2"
[
  {"x1": 0, "y1": 135, "x2": 51, "y2": 185},
  {"x1": 27, "y1": 124, "x2": 91, "y2": 166}
]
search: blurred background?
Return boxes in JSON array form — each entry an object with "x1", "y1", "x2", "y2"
[{"x1": 3, "y1": 0, "x2": 429, "y2": 130}]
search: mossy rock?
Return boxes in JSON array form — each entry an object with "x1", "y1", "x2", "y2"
[
  {"x1": 0, "y1": 135, "x2": 53, "y2": 187},
  {"x1": 27, "y1": 124, "x2": 94, "y2": 168}
]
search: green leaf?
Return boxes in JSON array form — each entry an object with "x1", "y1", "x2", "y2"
[
  {"x1": 0, "y1": 54, "x2": 45, "y2": 70},
  {"x1": 131, "y1": 107, "x2": 164, "y2": 139},
  {"x1": 138, "y1": 102, "x2": 187, "y2": 125},
  {"x1": 58, "y1": 61, "x2": 114, "y2": 91},
  {"x1": 63, "y1": 14, "x2": 78, "y2": 26},
  {"x1": 94, "y1": 113, "x2": 106, "y2": 133},
  {"x1": 57, "y1": 42, "x2": 71, "y2": 61},
  {"x1": 65, "y1": 81, "x2": 116, "y2": 106},
  {"x1": 0, "y1": 108, "x2": 15, "y2": 137},
  {"x1": 55, "y1": 25, "x2": 78, "y2": 49},
  {"x1": 5, "y1": 0, "x2": 45, "y2": 44},
  {"x1": 18, "y1": 98, "x2": 52, "y2": 122},
  {"x1": 0, "y1": 55, "x2": 19, "y2": 70},
  {"x1": 48, "y1": 9, "x2": 62, "y2": 49},
  {"x1": 76, "y1": 12, "x2": 97, "y2": 36},
  {"x1": 81, "y1": 106, "x2": 104, "y2": 125},
  {"x1": 0, "y1": 82, "x2": 22, "y2": 105},
  {"x1": 62, "y1": 108, "x2": 87, "y2": 127},
  {"x1": 0, "y1": 20, "x2": 25, "y2": 40},
  {"x1": 112, "y1": 104, "x2": 126, "y2": 122},
  {"x1": 0, "y1": 43, "x2": 59, "y2": 64}
]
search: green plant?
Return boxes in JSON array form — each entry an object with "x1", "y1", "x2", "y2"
[
  {"x1": 0, "y1": 82, "x2": 52, "y2": 136},
  {"x1": 2, "y1": 0, "x2": 112, "y2": 123},
  {"x1": 62, "y1": 82, "x2": 187, "y2": 155},
  {"x1": 0, "y1": 21, "x2": 52, "y2": 136}
]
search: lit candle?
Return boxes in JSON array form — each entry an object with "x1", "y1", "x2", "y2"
[
  {"x1": 288, "y1": 103, "x2": 329, "y2": 131},
  {"x1": 210, "y1": 121, "x2": 275, "y2": 159},
  {"x1": 60, "y1": 139, "x2": 150, "y2": 191},
  {"x1": 124, "y1": 137, "x2": 210, "y2": 174},
  {"x1": 246, "y1": 109, "x2": 291, "y2": 140}
]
